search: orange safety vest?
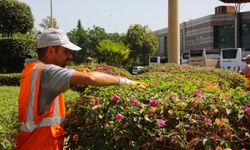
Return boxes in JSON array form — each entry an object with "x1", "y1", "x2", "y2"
[
  {"x1": 15, "y1": 61, "x2": 66, "y2": 150},
  {"x1": 245, "y1": 65, "x2": 250, "y2": 89}
]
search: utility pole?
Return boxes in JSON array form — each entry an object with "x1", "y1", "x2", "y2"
[
  {"x1": 235, "y1": 3, "x2": 241, "y2": 48},
  {"x1": 50, "y1": 0, "x2": 53, "y2": 28},
  {"x1": 168, "y1": 0, "x2": 180, "y2": 65}
]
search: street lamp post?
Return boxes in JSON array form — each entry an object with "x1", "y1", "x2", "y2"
[{"x1": 50, "y1": 0, "x2": 53, "y2": 28}]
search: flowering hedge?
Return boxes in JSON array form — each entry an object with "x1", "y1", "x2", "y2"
[
  {"x1": 65, "y1": 64, "x2": 250, "y2": 149},
  {"x1": 68, "y1": 64, "x2": 131, "y2": 93}
]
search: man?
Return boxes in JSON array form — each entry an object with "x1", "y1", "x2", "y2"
[
  {"x1": 86, "y1": 56, "x2": 93, "y2": 65},
  {"x1": 238, "y1": 55, "x2": 250, "y2": 89},
  {"x1": 15, "y1": 28, "x2": 144, "y2": 150}
]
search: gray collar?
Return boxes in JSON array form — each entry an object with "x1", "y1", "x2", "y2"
[{"x1": 25, "y1": 58, "x2": 42, "y2": 64}]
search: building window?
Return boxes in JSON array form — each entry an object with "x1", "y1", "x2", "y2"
[
  {"x1": 214, "y1": 25, "x2": 234, "y2": 49},
  {"x1": 241, "y1": 24, "x2": 250, "y2": 49}
]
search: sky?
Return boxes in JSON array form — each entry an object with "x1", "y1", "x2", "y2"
[{"x1": 20, "y1": 0, "x2": 250, "y2": 33}]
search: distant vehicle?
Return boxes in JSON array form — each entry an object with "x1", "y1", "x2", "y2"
[
  {"x1": 132, "y1": 66, "x2": 144, "y2": 74},
  {"x1": 188, "y1": 49, "x2": 206, "y2": 66},
  {"x1": 149, "y1": 56, "x2": 168, "y2": 66},
  {"x1": 181, "y1": 52, "x2": 189, "y2": 64},
  {"x1": 220, "y1": 48, "x2": 245, "y2": 71},
  {"x1": 149, "y1": 56, "x2": 161, "y2": 66}
]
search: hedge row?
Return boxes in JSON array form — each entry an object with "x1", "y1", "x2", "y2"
[
  {"x1": 65, "y1": 64, "x2": 250, "y2": 149},
  {"x1": 0, "y1": 73, "x2": 20, "y2": 86}
]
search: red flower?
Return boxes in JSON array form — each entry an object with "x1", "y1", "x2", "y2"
[
  {"x1": 245, "y1": 106, "x2": 250, "y2": 115},
  {"x1": 116, "y1": 113, "x2": 124, "y2": 120},
  {"x1": 152, "y1": 82, "x2": 157, "y2": 86},
  {"x1": 149, "y1": 99, "x2": 157, "y2": 106},
  {"x1": 195, "y1": 89, "x2": 203, "y2": 95},
  {"x1": 156, "y1": 119, "x2": 166, "y2": 127},
  {"x1": 210, "y1": 133, "x2": 220, "y2": 142},
  {"x1": 112, "y1": 95, "x2": 120, "y2": 103},
  {"x1": 204, "y1": 118, "x2": 212, "y2": 126},
  {"x1": 131, "y1": 98, "x2": 139, "y2": 106}
]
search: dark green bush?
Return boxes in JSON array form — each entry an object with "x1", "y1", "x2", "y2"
[
  {"x1": 0, "y1": 73, "x2": 20, "y2": 86},
  {"x1": 0, "y1": 37, "x2": 36, "y2": 73},
  {"x1": 0, "y1": 0, "x2": 34, "y2": 36}
]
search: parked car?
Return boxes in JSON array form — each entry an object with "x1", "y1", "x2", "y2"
[
  {"x1": 181, "y1": 52, "x2": 189, "y2": 64},
  {"x1": 132, "y1": 66, "x2": 144, "y2": 74}
]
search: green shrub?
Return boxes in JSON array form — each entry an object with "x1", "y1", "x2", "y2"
[
  {"x1": 65, "y1": 64, "x2": 250, "y2": 149},
  {"x1": 0, "y1": 86, "x2": 19, "y2": 149},
  {"x1": 0, "y1": 73, "x2": 20, "y2": 86},
  {"x1": 0, "y1": 37, "x2": 36, "y2": 73},
  {"x1": 0, "y1": 86, "x2": 79, "y2": 150}
]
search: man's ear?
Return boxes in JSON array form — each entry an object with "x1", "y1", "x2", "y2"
[
  {"x1": 43, "y1": 47, "x2": 55, "y2": 63},
  {"x1": 47, "y1": 47, "x2": 55, "y2": 57}
]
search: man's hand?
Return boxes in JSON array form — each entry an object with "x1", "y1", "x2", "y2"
[
  {"x1": 119, "y1": 77, "x2": 147, "y2": 89},
  {"x1": 78, "y1": 67, "x2": 91, "y2": 72}
]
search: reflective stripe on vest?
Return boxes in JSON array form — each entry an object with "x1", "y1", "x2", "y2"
[
  {"x1": 19, "y1": 116, "x2": 65, "y2": 132},
  {"x1": 19, "y1": 63, "x2": 64, "y2": 132}
]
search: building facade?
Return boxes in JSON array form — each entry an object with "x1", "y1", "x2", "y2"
[{"x1": 154, "y1": 8, "x2": 250, "y2": 58}]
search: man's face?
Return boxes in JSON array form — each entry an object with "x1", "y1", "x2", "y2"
[
  {"x1": 246, "y1": 59, "x2": 250, "y2": 64},
  {"x1": 52, "y1": 46, "x2": 73, "y2": 67}
]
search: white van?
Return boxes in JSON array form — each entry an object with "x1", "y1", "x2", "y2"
[
  {"x1": 188, "y1": 49, "x2": 206, "y2": 66},
  {"x1": 220, "y1": 48, "x2": 244, "y2": 72},
  {"x1": 132, "y1": 66, "x2": 144, "y2": 74},
  {"x1": 149, "y1": 56, "x2": 161, "y2": 66},
  {"x1": 181, "y1": 52, "x2": 189, "y2": 64}
]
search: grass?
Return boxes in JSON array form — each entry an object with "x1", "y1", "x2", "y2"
[{"x1": 0, "y1": 86, "x2": 79, "y2": 150}]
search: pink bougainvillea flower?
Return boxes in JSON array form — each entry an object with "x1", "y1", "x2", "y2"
[
  {"x1": 112, "y1": 95, "x2": 120, "y2": 103},
  {"x1": 152, "y1": 82, "x2": 157, "y2": 86},
  {"x1": 204, "y1": 118, "x2": 212, "y2": 126},
  {"x1": 144, "y1": 115, "x2": 151, "y2": 122},
  {"x1": 149, "y1": 99, "x2": 157, "y2": 106},
  {"x1": 131, "y1": 98, "x2": 139, "y2": 106},
  {"x1": 156, "y1": 137, "x2": 163, "y2": 142},
  {"x1": 210, "y1": 133, "x2": 220, "y2": 142},
  {"x1": 195, "y1": 89, "x2": 203, "y2": 95},
  {"x1": 245, "y1": 106, "x2": 250, "y2": 115},
  {"x1": 116, "y1": 113, "x2": 124, "y2": 120},
  {"x1": 156, "y1": 119, "x2": 166, "y2": 127},
  {"x1": 168, "y1": 109, "x2": 174, "y2": 115}
]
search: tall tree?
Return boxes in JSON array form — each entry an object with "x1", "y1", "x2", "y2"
[
  {"x1": 67, "y1": 20, "x2": 88, "y2": 64},
  {"x1": 125, "y1": 24, "x2": 158, "y2": 65},
  {"x1": 87, "y1": 26, "x2": 109, "y2": 59},
  {"x1": 39, "y1": 16, "x2": 59, "y2": 29},
  {"x1": 68, "y1": 21, "x2": 124, "y2": 65},
  {"x1": 97, "y1": 40, "x2": 130, "y2": 66},
  {"x1": 0, "y1": 0, "x2": 34, "y2": 36}
]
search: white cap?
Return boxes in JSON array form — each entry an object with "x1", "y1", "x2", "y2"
[
  {"x1": 246, "y1": 55, "x2": 250, "y2": 60},
  {"x1": 37, "y1": 28, "x2": 81, "y2": 51},
  {"x1": 87, "y1": 57, "x2": 93, "y2": 60}
]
